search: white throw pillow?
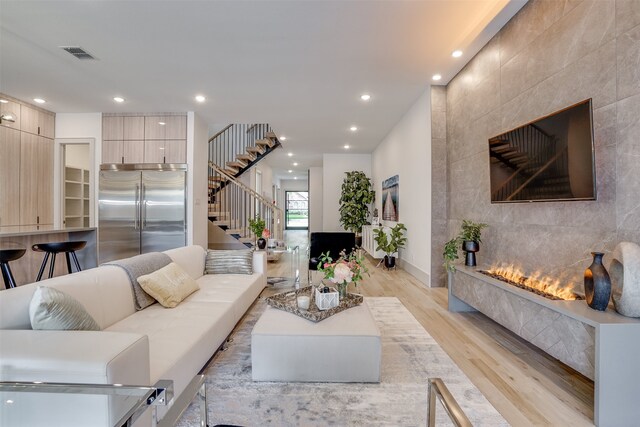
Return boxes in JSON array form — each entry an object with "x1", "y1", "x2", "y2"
[
  {"x1": 29, "y1": 286, "x2": 101, "y2": 331},
  {"x1": 137, "y1": 262, "x2": 200, "y2": 308}
]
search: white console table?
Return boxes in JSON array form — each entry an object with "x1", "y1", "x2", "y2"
[{"x1": 361, "y1": 225, "x2": 386, "y2": 259}]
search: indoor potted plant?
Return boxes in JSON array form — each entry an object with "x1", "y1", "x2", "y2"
[
  {"x1": 372, "y1": 223, "x2": 407, "y2": 269},
  {"x1": 339, "y1": 171, "x2": 375, "y2": 247},
  {"x1": 248, "y1": 215, "x2": 266, "y2": 249},
  {"x1": 443, "y1": 220, "x2": 488, "y2": 271},
  {"x1": 318, "y1": 249, "x2": 368, "y2": 299}
]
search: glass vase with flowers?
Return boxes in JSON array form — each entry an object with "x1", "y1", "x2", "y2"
[{"x1": 317, "y1": 249, "x2": 368, "y2": 299}]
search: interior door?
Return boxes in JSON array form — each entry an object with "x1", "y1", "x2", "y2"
[
  {"x1": 141, "y1": 171, "x2": 186, "y2": 254},
  {"x1": 98, "y1": 171, "x2": 141, "y2": 263}
]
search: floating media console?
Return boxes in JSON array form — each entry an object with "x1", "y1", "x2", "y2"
[{"x1": 449, "y1": 267, "x2": 640, "y2": 427}]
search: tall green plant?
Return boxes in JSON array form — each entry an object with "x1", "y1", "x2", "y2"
[
  {"x1": 373, "y1": 223, "x2": 407, "y2": 256},
  {"x1": 339, "y1": 171, "x2": 375, "y2": 234}
]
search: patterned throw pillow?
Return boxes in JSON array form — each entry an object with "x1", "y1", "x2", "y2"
[
  {"x1": 137, "y1": 262, "x2": 200, "y2": 308},
  {"x1": 29, "y1": 286, "x2": 101, "y2": 331},
  {"x1": 205, "y1": 249, "x2": 254, "y2": 275}
]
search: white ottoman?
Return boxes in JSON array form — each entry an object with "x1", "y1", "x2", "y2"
[{"x1": 251, "y1": 301, "x2": 381, "y2": 382}]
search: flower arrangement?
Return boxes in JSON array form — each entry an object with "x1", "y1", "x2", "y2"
[
  {"x1": 317, "y1": 249, "x2": 368, "y2": 297},
  {"x1": 262, "y1": 229, "x2": 270, "y2": 239}
]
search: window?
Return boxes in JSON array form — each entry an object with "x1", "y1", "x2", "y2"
[{"x1": 285, "y1": 191, "x2": 308, "y2": 229}]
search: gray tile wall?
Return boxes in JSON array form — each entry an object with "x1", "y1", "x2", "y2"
[
  {"x1": 445, "y1": 0, "x2": 640, "y2": 288},
  {"x1": 431, "y1": 87, "x2": 448, "y2": 287}
]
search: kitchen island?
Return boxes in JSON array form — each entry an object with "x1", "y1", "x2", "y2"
[{"x1": 0, "y1": 227, "x2": 97, "y2": 286}]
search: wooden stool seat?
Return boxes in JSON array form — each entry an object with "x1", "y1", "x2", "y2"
[
  {"x1": 0, "y1": 248, "x2": 26, "y2": 289},
  {"x1": 32, "y1": 241, "x2": 87, "y2": 281}
]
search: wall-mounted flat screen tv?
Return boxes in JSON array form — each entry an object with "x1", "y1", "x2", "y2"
[{"x1": 489, "y1": 99, "x2": 596, "y2": 203}]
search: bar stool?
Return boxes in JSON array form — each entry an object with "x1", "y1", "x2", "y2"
[
  {"x1": 0, "y1": 247, "x2": 26, "y2": 289},
  {"x1": 32, "y1": 241, "x2": 87, "y2": 281}
]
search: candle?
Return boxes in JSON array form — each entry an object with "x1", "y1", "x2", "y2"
[{"x1": 297, "y1": 295, "x2": 310, "y2": 310}]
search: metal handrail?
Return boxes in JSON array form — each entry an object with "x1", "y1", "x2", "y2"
[
  {"x1": 209, "y1": 162, "x2": 280, "y2": 210},
  {"x1": 427, "y1": 378, "x2": 472, "y2": 427},
  {"x1": 208, "y1": 124, "x2": 233, "y2": 143}
]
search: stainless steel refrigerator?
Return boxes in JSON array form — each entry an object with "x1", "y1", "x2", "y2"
[{"x1": 98, "y1": 165, "x2": 186, "y2": 263}]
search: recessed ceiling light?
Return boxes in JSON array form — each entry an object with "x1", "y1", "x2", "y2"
[
  {"x1": 113, "y1": 96, "x2": 125, "y2": 103},
  {"x1": 288, "y1": 169, "x2": 293, "y2": 173},
  {"x1": 360, "y1": 94, "x2": 371, "y2": 101},
  {"x1": 195, "y1": 95, "x2": 206, "y2": 103},
  {"x1": 294, "y1": 177, "x2": 298, "y2": 180},
  {"x1": 452, "y1": 50, "x2": 463, "y2": 58},
  {"x1": 293, "y1": 162, "x2": 298, "y2": 166},
  {"x1": 158, "y1": 121, "x2": 166, "y2": 126},
  {"x1": 33, "y1": 98, "x2": 46, "y2": 104},
  {"x1": 350, "y1": 126, "x2": 358, "y2": 132},
  {"x1": 5, "y1": 400, "x2": 14, "y2": 404},
  {"x1": 344, "y1": 144, "x2": 350, "y2": 149},
  {"x1": 432, "y1": 74, "x2": 442, "y2": 81},
  {"x1": 280, "y1": 136, "x2": 287, "y2": 141},
  {"x1": 287, "y1": 152, "x2": 293, "y2": 157},
  {"x1": 0, "y1": 99, "x2": 8, "y2": 104}
]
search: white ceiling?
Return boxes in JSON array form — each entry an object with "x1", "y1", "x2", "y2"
[{"x1": 0, "y1": 0, "x2": 526, "y2": 180}]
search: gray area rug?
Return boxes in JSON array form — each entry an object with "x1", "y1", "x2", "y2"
[{"x1": 176, "y1": 297, "x2": 508, "y2": 426}]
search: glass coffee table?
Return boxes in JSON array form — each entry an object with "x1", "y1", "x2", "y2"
[
  {"x1": 0, "y1": 375, "x2": 206, "y2": 427},
  {"x1": 266, "y1": 245, "x2": 300, "y2": 289}
]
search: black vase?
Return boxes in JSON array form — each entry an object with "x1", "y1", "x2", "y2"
[
  {"x1": 463, "y1": 240, "x2": 479, "y2": 267},
  {"x1": 584, "y1": 252, "x2": 611, "y2": 311},
  {"x1": 384, "y1": 255, "x2": 396, "y2": 269},
  {"x1": 257, "y1": 238, "x2": 267, "y2": 250}
]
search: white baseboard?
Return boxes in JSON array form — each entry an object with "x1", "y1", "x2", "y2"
[{"x1": 397, "y1": 259, "x2": 430, "y2": 287}]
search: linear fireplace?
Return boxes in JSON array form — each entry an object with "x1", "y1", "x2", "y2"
[
  {"x1": 480, "y1": 265, "x2": 584, "y2": 301},
  {"x1": 448, "y1": 266, "x2": 640, "y2": 427}
]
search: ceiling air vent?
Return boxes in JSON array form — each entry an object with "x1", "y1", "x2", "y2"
[{"x1": 60, "y1": 46, "x2": 97, "y2": 60}]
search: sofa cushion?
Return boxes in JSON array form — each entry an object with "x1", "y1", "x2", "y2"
[
  {"x1": 137, "y1": 263, "x2": 200, "y2": 308},
  {"x1": 205, "y1": 249, "x2": 253, "y2": 275},
  {"x1": 29, "y1": 286, "x2": 101, "y2": 331},
  {"x1": 165, "y1": 245, "x2": 206, "y2": 280}
]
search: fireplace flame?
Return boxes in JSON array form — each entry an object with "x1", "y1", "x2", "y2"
[{"x1": 485, "y1": 265, "x2": 581, "y2": 301}]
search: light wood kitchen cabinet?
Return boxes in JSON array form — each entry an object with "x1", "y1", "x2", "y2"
[
  {"x1": 164, "y1": 140, "x2": 186, "y2": 163},
  {"x1": 102, "y1": 139, "x2": 123, "y2": 164},
  {"x1": 123, "y1": 116, "x2": 144, "y2": 140},
  {"x1": 102, "y1": 116, "x2": 124, "y2": 140},
  {"x1": 20, "y1": 104, "x2": 54, "y2": 138},
  {"x1": 144, "y1": 115, "x2": 186, "y2": 140},
  {"x1": 0, "y1": 99, "x2": 21, "y2": 130},
  {"x1": 144, "y1": 139, "x2": 186, "y2": 163},
  {"x1": 123, "y1": 140, "x2": 145, "y2": 163},
  {"x1": 19, "y1": 133, "x2": 53, "y2": 225},
  {"x1": 0, "y1": 126, "x2": 21, "y2": 227}
]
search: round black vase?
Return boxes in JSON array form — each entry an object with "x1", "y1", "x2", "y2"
[
  {"x1": 257, "y1": 238, "x2": 267, "y2": 250},
  {"x1": 384, "y1": 255, "x2": 396, "y2": 269},
  {"x1": 584, "y1": 252, "x2": 611, "y2": 311},
  {"x1": 463, "y1": 240, "x2": 479, "y2": 267}
]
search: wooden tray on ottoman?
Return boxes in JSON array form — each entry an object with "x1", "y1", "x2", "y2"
[{"x1": 265, "y1": 285, "x2": 363, "y2": 322}]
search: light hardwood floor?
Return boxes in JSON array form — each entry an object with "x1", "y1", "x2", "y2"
[{"x1": 266, "y1": 231, "x2": 594, "y2": 427}]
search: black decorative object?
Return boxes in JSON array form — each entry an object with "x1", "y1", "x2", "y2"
[
  {"x1": 384, "y1": 255, "x2": 396, "y2": 270},
  {"x1": 584, "y1": 252, "x2": 611, "y2": 311},
  {"x1": 463, "y1": 240, "x2": 479, "y2": 267},
  {"x1": 257, "y1": 238, "x2": 267, "y2": 250}
]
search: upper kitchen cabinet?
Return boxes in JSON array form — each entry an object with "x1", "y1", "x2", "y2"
[
  {"x1": 0, "y1": 99, "x2": 21, "y2": 130},
  {"x1": 123, "y1": 116, "x2": 144, "y2": 140},
  {"x1": 102, "y1": 115, "x2": 145, "y2": 164},
  {"x1": 102, "y1": 116, "x2": 124, "y2": 140},
  {"x1": 20, "y1": 104, "x2": 55, "y2": 138},
  {"x1": 144, "y1": 115, "x2": 186, "y2": 140}
]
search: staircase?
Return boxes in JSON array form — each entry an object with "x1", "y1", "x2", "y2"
[
  {"x1": 208, "y1": 124, "x2": 284, "y2": 247},
  {"x1": 490, "y1": 124, "x2": 573, "y2": 201}
]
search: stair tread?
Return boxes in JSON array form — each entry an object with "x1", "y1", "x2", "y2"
[
  {"x1": 265, "y1": 131, "x2": 277, "y2": 139},
  {"x1": 246, "y1": 146, "x2": 263, "y2": 154},
  {"x1": 236, "y1": 154, "x2": 254, "y2": 161},
  {"x1": 255, "y1": 138, "x2": 273, "y2": 147}
]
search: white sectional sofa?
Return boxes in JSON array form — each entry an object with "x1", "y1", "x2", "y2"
[{"x1": 0, "y1": 245, "x2": 266, "y2": 426}]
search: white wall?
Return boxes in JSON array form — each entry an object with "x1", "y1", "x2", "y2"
[
  {"x1": 65, "y1": 145, "x2": 90, "y2": 169},
  {"x1": 322, "y1": 153, "x2": 372, "y2": 231},
  {"x1": 372, "y1": 88, "x2": 431, "y2": 285},
  {"x1": 309, "y1": 166, "x2": 323, "y2": 232},
  {"x1": 190, "y1": 112, "x2": 209, "y2": 248},
  {"x1": 54, "y1": 113, "x2": 102, "y2": 228}
]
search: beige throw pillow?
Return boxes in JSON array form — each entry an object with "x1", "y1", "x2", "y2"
[
  {"x1": 137, "y1": 262, "x2": 200, "y2": 308},
  {"x1": 29, "y1": 286, "x2": 101, "y2": 331},
  {"x1": 205, "y1": 249, "x2": 254, "y2": 275}
]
